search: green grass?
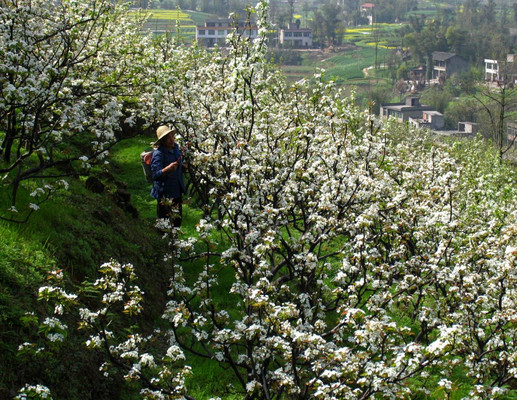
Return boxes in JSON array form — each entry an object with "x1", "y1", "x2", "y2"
[
  {"x1": 278, "y1": 23, "x2": 396, "y2": 85},
  {"x1": 136, "y1": 8, "x2": 216, "y2": 40},
  {"x1": 109, "y1": 136, "x2": 158, "y2": 221},
  {"x1": 109, "y1": 137, "x2": 248, "y2": 398},
  {"x1": 0, "y1": 133, "x2": 192, "y2": 398},
  {"x1": 109, "y1": 135, "x2": 202, "y2": 233}
]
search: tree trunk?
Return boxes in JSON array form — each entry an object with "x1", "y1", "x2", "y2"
[{"x1": 1, "y1": 106, "x2": 16, "y2": 163}]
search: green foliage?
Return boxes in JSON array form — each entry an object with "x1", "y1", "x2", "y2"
[
  {"x1": 267, "y1": 50, "x2": 304, "y2": 66},
  {"x1": 420, "y1": 85, "x2": 453, "y2": 113},
  {"x1": 396, "y1": 61, "x2": 408, "y2": 80},
  {"x1": 444, "y1": 96, "x2": 480, "y2": 129},
  {"x1": 0, "y1": 226, "x2": 52, "y2": 397}
]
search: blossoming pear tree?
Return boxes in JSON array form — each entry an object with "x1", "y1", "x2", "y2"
[
  {"x1": 25, "y1": 0, "x2": 517, "y2": 398},
  {"x1": 0, "y1": 0, "x2": 150, "y2": 222}
]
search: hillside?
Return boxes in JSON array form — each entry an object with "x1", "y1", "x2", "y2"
[
  {"x1": 0, "y1": 135, "x2": 178, "y2": 398},
  {"x1": 4, "y1": 0, "x2": 517, "y2": 398}
]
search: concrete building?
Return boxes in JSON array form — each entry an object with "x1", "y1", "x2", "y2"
[
  {"x1": 360, "y1": 3, "x2": 375, "y2": 25},
  {"x1": 432, "y1": 52, "x2": 469, "y2": 81},
  {"x1": 484, "y1": 55, "x2": 517, "y2": 84},
  {"x1": 196, "y1": 19, "x2": 259, "y2": 47},
  {"x1": 279, "y1": 23, "x2": 313, "y2": 47},
  {"x1": 458, "y1": 122, "x2": 479, "y2": 136},
  {"x1": 380, "y1": 96, "x2": 434, "y2": 123},
  {"x1": 485, "y1": 58, "x2": 500, "y2": 82},
  {"x1": 409, "y1": 110, "x2": 445, "y2": 130}
]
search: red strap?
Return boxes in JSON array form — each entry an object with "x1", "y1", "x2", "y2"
[{"x1": 143, "y1": 153, "x2": 152, "y2": 165}]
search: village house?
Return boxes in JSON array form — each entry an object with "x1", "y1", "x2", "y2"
[
  {"x1": 484, "y1": 54, "x2": 517, "y2": 84},
  {"x1": 380, "y1": 96, "x2": 435, "y2": 123},
  {"x1": 432, "y1": 51, "x2": 468, "y2": 81},
  {"x1": 485, "y1": 58, "x2": 500, "y2": 82},
  {"x1": 409, "y1": 110, "x2": 445, "y2": 131},
  {"x1": 457, "y1": 121, "x2": 479, "y2": 136},
  {"x1": 279, "y1": 22, "x2": 312, "y2": 47},
  {"x1": 196, "y1": 19, "x2": 259, "y2": 47},
  {"x1": 360, "y1": 3, "x2": 375, "y2": 24}
]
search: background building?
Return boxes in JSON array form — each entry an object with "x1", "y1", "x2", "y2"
[
  {"x1": 279, "y1": 23, "x2": 312, "y2": 47},
  {"x1": 196, "y1": 19, "x2": 258, "y2": 47},
  {"x1": 432, "y1": 52, "x2": 469, "y2": 81}
]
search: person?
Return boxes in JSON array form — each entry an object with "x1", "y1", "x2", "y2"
[{"x1": 150, "y1": 125, "x2": 186, "y2": 228}]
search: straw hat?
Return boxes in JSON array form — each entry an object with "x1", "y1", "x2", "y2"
[{"x1": 155, "y1": 125, "x2": 175, "y2": 145}]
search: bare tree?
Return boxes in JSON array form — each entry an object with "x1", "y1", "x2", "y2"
[{"x1": 473, "y1": 61, "x2": 517, "y2": 160}]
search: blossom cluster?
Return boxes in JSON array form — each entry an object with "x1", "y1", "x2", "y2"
[
  {"x1": 31, "y1": 261, "x2": 190, "y2": 399},
  {"x1": 0, "y1": 0, "x2": 150, "y2": 220},
  {"x1": 147, "y1": 2, "x2": 517, "y2": 397},
  {"x1": 21, "y1": 0, "x2": 517, "y2": 398}
]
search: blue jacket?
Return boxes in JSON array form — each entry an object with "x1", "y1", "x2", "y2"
[{"x1": 150, "y1": 143, "x2": 186, "y2": 200}]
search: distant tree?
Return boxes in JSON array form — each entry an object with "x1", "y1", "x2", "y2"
[
  {"x1": 459, "y1": 0, "x2": 480, "y2": 27},
  {"x1": 499, "y1": 4, "x2": 509, "y2": 31},
  {"x1": 312, "y1": 0, "x2": 343, "y2": 47},
  {"x1": 486, "y1": 32, "x2": 511, "y2": 61},
  {"x1": 201, "y1": 0, "x2": 210, "y2": 12},
  {"x1": 420, "y1": 85, "x2": 453, "y2": 113},
  {"x1": 396, "y1": 62, "x2": 408, "y2": 80},
  {"x1": 301, "y1": 1, "x2": 312, "y2": 28},
  {"x1": 269, "y1": 0, "x2": 280, "y2": 26},
  {"x1": 386, "y1": 51, "x2": 403, "y2": 81},
  {"x1": 340, "y1": 0, "x2": 358, "y2": 15},
  {"x1": 457, "y1": 66, "x2": 483, "y2": 95},
  {"x1": 364, "y1": 84, "x2": 392, "y2": 114},
  {"x1": 444, "y1": 97, "x2": 480, "y2": 129},
  {"x1": 350, "y1": 10, "x2": 369, "y2": 26},
  {"x1": 212, "y1": 0, "x2": 229, "y2": 16},
  {"x1": 395, "y1": 79, "x2": 408, "y2": 100},
  {"x1": 287, "y1": 0, "x2": 295, "y2": 24},
  {"x1": 407, "y1": 14, "x2": 425, "y2": 33},
  {"x1": 276, "y1": 12, "x2": 290, "y2": 29},
  {"x1": 480, "y1": 0, "x2": 496, "y2": 25},
  {"x1": 435, "y1": 4, "x2": 456, "y2": 25},
  {"x1": 445, "y1": 26, "x2": 467, "y2": 55}
]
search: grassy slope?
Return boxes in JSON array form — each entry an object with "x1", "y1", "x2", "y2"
[
  {"x1": 279, "y1": 24, "x2": 396, "y2": 85},
  {"x1": 0, "y1": 132, "x2": 241, "y2": 399},
  {"x1": 0, "y1": 135, "x2": 165, "y2": 398},
  {"x1": 141, "y1": 8, "x2": 216, "y2": 41}
]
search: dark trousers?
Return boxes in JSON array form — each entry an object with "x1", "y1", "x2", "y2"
[{"x1": 157, "y1": 197, "x2": 182, "y2": 227}]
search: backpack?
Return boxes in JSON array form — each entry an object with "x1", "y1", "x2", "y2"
[{"x1": 140, "y1": 149, "x2": 155, "y2": 183}]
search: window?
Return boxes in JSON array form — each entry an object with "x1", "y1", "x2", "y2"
[
  {"x1": 285, "y1": 32, "x2": 292, "y2": 37},
  {"x1": 198, "y1": 29, "x2": 205, "y2": 35},
  {"x1": 208, "y1": 29, "x2": 215, "y2": 35},
  {"x1": 294, "y1": 32, "x2": 302, "y2": 37},
  {"x1": 218, "y1": 29, "x2": 225, "y2": 35}
]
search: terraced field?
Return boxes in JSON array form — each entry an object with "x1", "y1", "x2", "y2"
[
  {"x1": 136, "y1": 8, "x2": 214, "y2": 40},
  {"x1": 281, "y1": 23, "x2": 402, "y2": 85}
]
